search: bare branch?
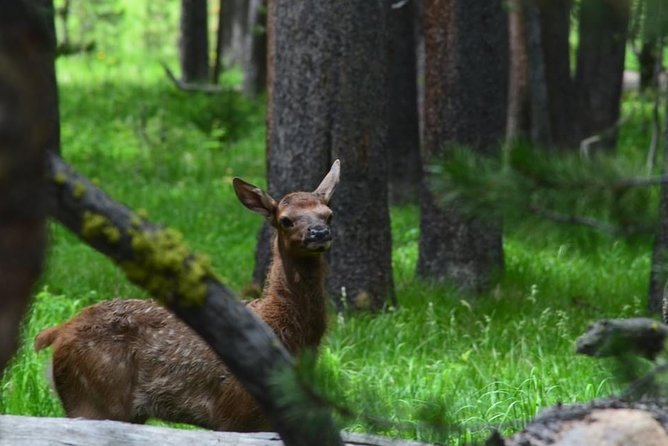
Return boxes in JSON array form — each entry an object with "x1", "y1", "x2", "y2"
[
  {"x1": 528, "y1": 205, "x2": 619, "y2": 235},
  {"x1": 161, "y1": 62, "x2": 224, "y2": 94}
]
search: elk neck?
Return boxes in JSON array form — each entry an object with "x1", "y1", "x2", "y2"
[{"x1": 260, "y1": 235, "x2": 328, "y2": 351}]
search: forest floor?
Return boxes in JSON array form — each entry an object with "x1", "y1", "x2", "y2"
[{"x1": 1, "y1": 4, "x2": 665, "y2": 445}]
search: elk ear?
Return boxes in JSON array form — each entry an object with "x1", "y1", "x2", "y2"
[
  {"x1": 233, "y1": 178, "x2": 276, "y2": 220},
  {"x1": 313, "y1": 159, "x2": 340, "y2": 204}
]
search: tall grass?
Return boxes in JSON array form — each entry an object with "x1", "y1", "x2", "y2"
[{"x1": 0, "y1": 3, "x2": 659, "y2": 444}]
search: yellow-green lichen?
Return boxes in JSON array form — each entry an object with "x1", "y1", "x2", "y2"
[
  {"x1": 53, "y1": 172, "x2": 67, "y2": 185},
  {"x1": 82, "y1": 211, "x2": 121, "y2": 244},
  {"x1": 121, "y1": 227, "x2": 216, "y2": 307},
  {"x1": 73, "y1": 181, "x2": 86, "y2": 199}
]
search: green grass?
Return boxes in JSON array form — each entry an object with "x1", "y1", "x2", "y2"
[{"x1": 0, "y1": 4, "x2": 661, "y2": 445}]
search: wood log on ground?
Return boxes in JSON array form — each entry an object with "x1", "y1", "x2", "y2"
[
  {"x1": 0, "y1": 415, "x2": 432, "y2": 446},
  {"x1": 501, "y1": 399, "x2": 668, "y2": 446},
  {"x1": 46, "y1": 153, "x2": 340, "y2": 445},
  {"x1": 575, "y1": 318, "x2": 668, "y2": 360}
]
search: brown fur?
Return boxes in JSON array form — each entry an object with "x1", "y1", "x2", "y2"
[{"x1": 34, "y1": 161, "x2": 340, "y2": 431}]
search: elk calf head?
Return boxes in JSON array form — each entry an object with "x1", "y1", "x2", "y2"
[{"x1": 233, "y1": 160, "x2": 340, "y2": 257}]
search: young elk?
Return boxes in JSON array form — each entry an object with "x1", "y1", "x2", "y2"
[{"x1": 34, "y1": 160, "x2": 340, "y2": 432}]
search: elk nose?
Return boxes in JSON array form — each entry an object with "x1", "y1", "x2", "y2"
[{"x1": 307, "y1": 225, "x2": 331, "y2": 242}]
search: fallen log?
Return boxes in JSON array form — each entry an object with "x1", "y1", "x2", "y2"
[
  {"x1": 0, "y1": 415, "x2": 431, "y2": 446},
  {"x1": 501, "y1": 399, "x2": 668, "y2": 446},
  {"x1": 575, "y1": 318, "x2": 668, "y2": 360}
]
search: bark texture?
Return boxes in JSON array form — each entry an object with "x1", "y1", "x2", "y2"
[
  {"x1": 257, "y1": 0, "x2": 395, "y2": 311},
  {"x1": 222, "y1": 0, "x2": 249, "y2": 67},
  {"x1": 242, "y1": 0, "x2": 267, "y2": 97},
  {"x1": 47, "y1": 154, "x2": 341, "y2": 445},
  {"x1": 31, "y1": 0, "x2": 60, "y2": 153},
  {"x1": 179, "y1": 0, "x2": 210, "y2": 83},
  {"x1": 387, "y1": 0, "x2": 422, "y2": 204},
  {"x1": 417, "y1": 0, "x2": 507, "y2": 291},
  {"x1": 524, "y1": 3, "x2": 552, "y2": 146},
  {"x1": 0, "y1": 0, "x2": 51, "y2": 372},
  {"x1": 574, "y1": 0, "x2": 631, "y2": 150},
  {"x1": 538, "y1": 0, "x2": 576, "y2": 148},
  {"x1": 506, "y1": 0, "x2": 530, "y2": 142}
]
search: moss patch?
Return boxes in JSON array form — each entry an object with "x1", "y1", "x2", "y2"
[{"x1": 122, "y1": 225, "x2": 216, "y2": 306}]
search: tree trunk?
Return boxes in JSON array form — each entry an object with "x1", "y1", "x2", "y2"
[
  {"x1": 538, "y1": 0, "x2": 577, "y2": 149},
  {"x1": 31, "y1": 0, "x2": 60, "y2": 154},
  {"x1": 574, "y1": 0, "x2": 631, "y2": 150},
  {"x1": 524, "y1": 3, "x2": 552, "y2": 146},
  {"x1": 506, "y1": 0, "x2": 530, "y2": 143},
  {"x1": 387, "y1": 0, "x2": 422, "y2": 204},
  {"x1": 211, "y1": 0, "x2": 225, "y2": 84},
  {"x1": 638, "y1": 0, "x2": 666, "y2": 93},
  {"x1": 179, "y1": 0, "x2": 210, "y2": 83},
  {"x1": 417, "y1": 0, "x2": 507, "y2": 292},
  {"x1": 639, "y1": 39, "x2": 659, "y2": 92},
  {"x1": 648, "y1": 99, "x2": 668, "y2": 316},
  {"x1": 414, "y1": 0, "x2": 426, "y2": 150},
  {"x1": 222, "y1": 0, "x2": 249, "y2": 67},
  {"x1": 242, "y1": 0, "x2": 267, "y2": 97},
  {"x1": 259, "y1": 0, "x2": 395, "y2": 311},
  {"x1": 0, "y1": 0, "x2": 52, "y2": 373}
]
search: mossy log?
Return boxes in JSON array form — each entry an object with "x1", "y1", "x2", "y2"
[
  {"x1": 0, "y1": 415, "x2": 432, "y2": 446},
  {"x1": 46, "y1": 153, "x2": 340, "y2": 446}
]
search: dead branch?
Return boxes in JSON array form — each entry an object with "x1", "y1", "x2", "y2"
[
  {"x1": 576, "y1": 318, "x2": 668, "y2": 360},
  {"x1": 161, "y1": 62, "x2": 224, "y2": 94},
  {"x1": 527, "y1": 205, "x2": 619, "y2": 235}
]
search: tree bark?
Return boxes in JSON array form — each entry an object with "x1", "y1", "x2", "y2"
[
  {"x1": 574, "y1": 0, "x2": 631, "y2": 150},
  {"x1": 0, "y1": 0, "x2": 52, "y2": 373},
  {"x1": 417, "y1": 0, "x2": 507, "y2": 292},
  {"x1": 242, "y1": 0, "x2": 267, "y2": 97},
  {"x1": 47, "y1": 154, "x2": 342, "y2": 445},
  {"x1": 387, "y1": 0, "x2": 422, "y2": 204},
  {"x1": 211, "y1": 0, "x2": 225, "y2": 84},
  {"x1": 538, "y1": 0, "x2": 577, "y2": 149},
  {"x1": 179, "y1": 0, "x2": 210, "y2": 83},
  {"x1": 506, "y1": 0, "x2": 530, "y2": 143},
  {"x1": 258, "y1": 0, "x2": 395, "y2": 311},
  {"x1": 524, "y1": 3, "x2": 552, "y2": 146},
  {"x1": 222, "y1": 0, "x2": 249, "y2": 67},
  {"x1": 30, "y1": 0, "x2": 60, "y2": 154}
]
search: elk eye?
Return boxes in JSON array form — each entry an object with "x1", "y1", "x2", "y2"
[{"x1": 279, "y1": 216, "x2": 293, "y2": 228}]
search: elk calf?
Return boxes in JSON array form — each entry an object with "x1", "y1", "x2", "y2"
[{"x1": 34, "y1": 160, "x2": 340, "y2": 431}]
